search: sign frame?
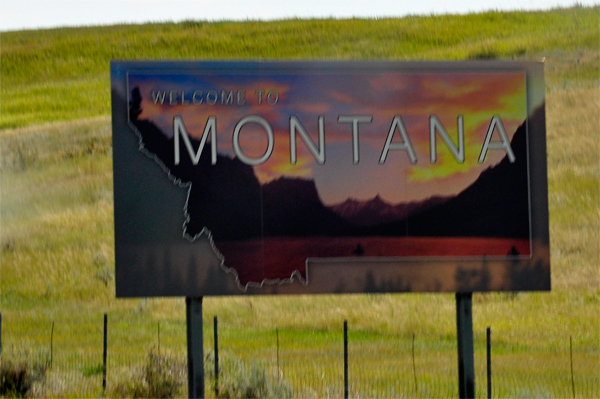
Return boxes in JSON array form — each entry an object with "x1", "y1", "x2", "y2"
[{"x1": 111, "y1": 60, "x2": 550, "y2": 297}]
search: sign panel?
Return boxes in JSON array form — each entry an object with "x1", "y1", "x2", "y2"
[{"x1": 111, "y1": 61, "x2": 550, "y2": 297}]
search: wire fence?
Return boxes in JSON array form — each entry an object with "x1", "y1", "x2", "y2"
[{"x1": 1, "y1": 312, "x2": 598, "y2": 398}]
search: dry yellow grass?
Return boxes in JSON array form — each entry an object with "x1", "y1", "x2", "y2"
[{"x1": 546, "y1": 86, "x2": 599, "y2": 291}]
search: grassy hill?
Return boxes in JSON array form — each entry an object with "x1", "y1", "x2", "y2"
[
  {"x1": 1, "y1": 6, "x2": 598, "y2": 398},
  {"x1": 1, "y1": 6, "x2": 598, "y2": 128}
]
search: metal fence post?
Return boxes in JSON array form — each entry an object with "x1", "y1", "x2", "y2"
[
  {"x1": 412, "y1": 332, "x2": 418, "y2": 396},
  {"x1": 570, "y1": 335, "x2": 575, "y2": 398},
  {"x1": 214, "y1": 316, "x2": 219, "y2": 398},
  {"x1": 103, "y1": 313, "x2": 108, "y2": 392},
  {"x1": 276, "y1": 328, "x2": 280, "y2": 375},
  {"x1": 344, "y1": 320, "x2": 349, "y2": 399},
  {"x1": 487, "y1": 326, "x2": 491, "y2": 399},
  {"x1": 50, "y1": 321, "x2": 54, "y2": 368}
]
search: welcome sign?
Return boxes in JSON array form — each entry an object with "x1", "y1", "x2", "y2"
[{"x1": 111, "y1": 61, "x2": 550, "y2": 297}]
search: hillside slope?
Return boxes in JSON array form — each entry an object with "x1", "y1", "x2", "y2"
[
  {"x1": 0, "y1": 9, "x2": 598, "y2": 397},
  {"x1": 1, "y1": 6, "x2": 598, "y2": 128}
]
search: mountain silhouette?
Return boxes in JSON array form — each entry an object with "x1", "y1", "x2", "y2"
[
  {"x1": 262, "y1": 177, "x2": 355, "y2": 236},
  {"x1": 330, "y1": 194, "x2": 449, "y2": 227},
  {"x1": 368, "y1": 105, "x2": 540, "y2": 238}
]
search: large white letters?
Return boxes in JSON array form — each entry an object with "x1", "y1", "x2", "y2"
[
  {"x1": 478, "y1": 115, "x2": 516, "y2": 163},
  {"x1": 290, "y1": 116, "x2": 326, "y2": 165},
  {"x1": 430, "y1": 115, "x2": 465, "y2": 164},
  {"x1": 174, "y1": 116, "x2": 217, "y2": 165},
  {"x1": 173, "y1": 114, "x2": 516, "y2": 167},
  {"x1": 337, "y1": 115, "x2": 373, "y2": 164},
  {"x1": 379, "y1": 116, "x2": 417, "y2": 164},
  {"x1": 232, "y1": 115, "x2": 274, "y2": 166}
]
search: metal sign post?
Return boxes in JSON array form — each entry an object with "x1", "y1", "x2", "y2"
[
  {"x1": 186, "y1": 297, "x2": 205, "y2": 399},
  {"x1": 456, "y1": 292, "x2": 475, "y2": 399}
]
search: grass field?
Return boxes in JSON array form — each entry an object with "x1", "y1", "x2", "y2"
[{"x1": 1, "y1": 5, "x2": 599, "y2": 398}]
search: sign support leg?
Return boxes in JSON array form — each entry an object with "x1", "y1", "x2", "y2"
[
  {"x1": 186, "y1": 297, "x2": 205, "y2": 399},
  {"x1": 456, "y1": 292, "x2": 475, "y2": 399}
]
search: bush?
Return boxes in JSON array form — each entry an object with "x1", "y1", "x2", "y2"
[
  {"x1": 112, "y1": 349, "x2": 292, "y2": 398},
  {"x1": 112, "y1": 350, "x2": 185, "y2": 398},
  {"x1": 219, "y1": 362, "x2": 292, "y2": 399},
  {"x1": 205, "y1": 351, "x2": 293, "y2": 399},
  {"x1": 0, "y1": 356, "x2": 49, "y2": 398}
]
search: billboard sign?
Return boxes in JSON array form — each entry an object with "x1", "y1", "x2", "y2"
[{"x1": 111, "y1": 60, "x2": 550, "y2": 297}]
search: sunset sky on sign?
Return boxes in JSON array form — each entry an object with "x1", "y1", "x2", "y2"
[{"x1": 129, "y1": 70, "x2": 526, "y2": 205}]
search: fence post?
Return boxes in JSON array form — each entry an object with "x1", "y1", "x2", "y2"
[
  {"x1": 344, "y1": 320, "x2": 348, "y2": 399},
  {"x1": 103, "y1": 313, "x2": 108, "y2": 392},
  {"x1": 570, "y1": 335, "x2": 575, "y2": 398},
  {"x1": 276, "y1": 328, "x2": 280, "y2": 376},
  {"x1": 412, "y1": 332, "x2": 418, "y2": 396},
  {"x1": 50, "y1": 321, "x2": 55, "y2": 368},
  {"x1": 487, "y1": 327, "x2": 491, "y2": 399},
  {"x1": 214, "y1": 316, "x2": 219, "y2": 398},
  {"x1": 0, "y1": 312, "x2": 2, "y2": 356}
]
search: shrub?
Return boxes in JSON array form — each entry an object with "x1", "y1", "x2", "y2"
[
  {"x1": 205, "y1": 351, "x2": 293, "y2": 399},
  {"x1": 112, "y1": 350, "x2": 185, "y2": 398},
  {"x1": 0, "y1": 356, "x2": 49, "y2": 398}
]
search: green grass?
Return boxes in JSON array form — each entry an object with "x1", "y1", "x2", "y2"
[{"x1": 1, "y1": 5, "x2": 599, "y2": 398}]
